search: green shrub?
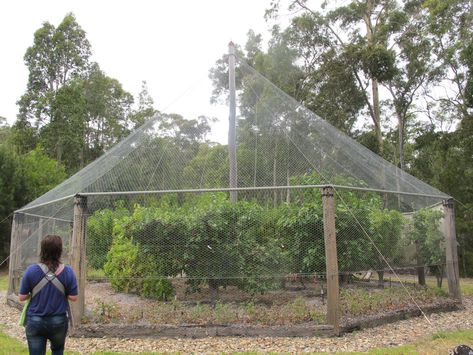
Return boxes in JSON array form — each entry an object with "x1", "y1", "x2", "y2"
[
  {"x1": 183, "y1": 198, "x2": 284, "y2": 298},
  {"x1": 87, "y1": 203, "x2": 130, "y2": 269},
  {"x1": 410, "y1": 208, "x2": 445, "y2": 287},
  {"x1": 104, "y1": 235, "x2": 140, "y2": 293},
  {"x1": 104, "y1": 234, "x2": 175, "y2": 300},
  {"x1": 141, "y1": 277, "x2": 174, "y2": 300}
]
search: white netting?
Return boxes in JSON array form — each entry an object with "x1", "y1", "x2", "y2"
[{"x1": 8, "y1": 53, "x2": 455, "y2": 329}]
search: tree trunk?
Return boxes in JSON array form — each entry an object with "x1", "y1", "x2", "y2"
[
  {"x1": 397, "y1": 111, "x2": 405, "y2": 170},
  {"x1": 415, "y1": 241, "x2": 426, "y2": 286},
  {"x1": 372, "y1": 79, "x2": 383, "y2": 153},
  {"x1": 363, "y1": 0, "x2": 383, "y2": 154},
  {"x1": 56, "y1": 138, "x2": 63, "y2": 164},
  {"x1": 377, "y1": 270, "x2": 385, "y2": 288},
  {"x1": 209, "y1": 279, "x2": 219, "y2": 305},
  {"x1": 437, "y1": 265, "x2": 444, "y2": 288}
]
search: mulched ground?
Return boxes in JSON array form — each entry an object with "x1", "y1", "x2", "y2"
[{"x1": 2, "y1": 290, "x2": 472, "y2": 354}]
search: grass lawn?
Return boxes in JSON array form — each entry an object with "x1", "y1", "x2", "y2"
[
  {"x1": 0, "y1": 326, "x2": 28, "y2": 355},
  {"x1": 385, "y1": 274, "x2": 473, "y2": 297},
  {"x1": 0, "y1": 270, "x2": 8, "y2": 292}
]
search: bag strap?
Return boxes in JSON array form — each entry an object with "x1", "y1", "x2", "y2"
[{"x1": 31, "y1": 263, "x2": 66, "y2": 299}]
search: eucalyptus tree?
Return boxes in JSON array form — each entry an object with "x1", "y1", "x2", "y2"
[
  {"x1": 130, "y1": 81, "x2": 157, "y2": 128},
  {"x1": 420, "y1": 0, "x2": 473, "y2": 276},
  {"x1": 276, "y1": 0, "x2": 399, "y2": 154},
  {"x1": 380, "y1": 1, "x2": 441, "y2": 170},
  {"x1": 17, "y1": 13, "x2": 91, "y2": 127},
  {"x1": 424, "y1": 0, "x2": 473, "y2": 126},
  {"x1": 282, "y1": 12, "x2": 365, "y2": 134},
  {"x1": 14, "y1": 13, "x2": 90, "y2": 166},
  {"x1": 36, "y1": 62, "x2": 135, "y2": 172},
  {"x1": 82, "y1": 63, "x2": 135, "y2": 157}
]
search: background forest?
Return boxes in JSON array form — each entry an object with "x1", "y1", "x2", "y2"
[{"x1": 0, "y1": 0, "x2": 472, "y2": 276}]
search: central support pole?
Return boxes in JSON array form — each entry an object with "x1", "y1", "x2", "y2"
[
  {"x1": 322, "y1": 186, "x2": 340, "y2": 335},
  {"x1": 228, "y1": 41, "x2": 238, "y2": 203},
  {"x1": 70, "y1": 194, "x2": 88, "y2": 326}
]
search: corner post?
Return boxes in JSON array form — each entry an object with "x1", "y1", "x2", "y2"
[
  {"x1": 443, "y1": 198, "x2": 461, "y2": 301},
  {"x1": 322, "y1": 186, "x2": 340, "y2": 334},
  {"x1": 7, "y1": 214, "x2": 19, "y2": 296},
  {"x1": 70, "y1": 195, "x2": 88, "y2": 324},
  {"x1": 228, "y1": 41, "x2": 238, "y2": 203}
]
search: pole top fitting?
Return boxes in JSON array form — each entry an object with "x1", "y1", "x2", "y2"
[
  {"x1": 228, "y1": 41, "x2": 236, "y2": 55},
  {"x1": 322, "y1": 185, "x2": 335, "y2": 197},
  {"x1": 442, "y1": 198, "x2": 454, "y2": 208}
]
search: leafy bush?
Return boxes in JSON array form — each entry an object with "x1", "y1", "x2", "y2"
[
  {"x1": 97, "y1": 182, "x2": 409, "y2": 300},
  {"x1": 274, "y1": 202, "x2": 324, "y2": 275},
  {"x1": 368, "y1": 208, "x2": 405, "y2": 283},
  {"x1": 183, "y1": 197, "x2": 285, "y2": 298},
  {"x1": 87, "y1": 202, "x2": 130, "y2": 269},
  {"x1": 103, "y1": 234, "x2": 174, "y2": 300},
  {"x1": 411, "y1": 208, "x2": 445, "y2": 287},
  {"x1": 280, "y1": 173, "x2": 402, "y2": 274},
  {"x1": 104, "y1": 235, "x2": 140, "y2": 293}
]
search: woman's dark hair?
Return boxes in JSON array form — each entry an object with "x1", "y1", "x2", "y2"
[{"x1": 40, "y1": 235, "x2": 63, "y2": 270}]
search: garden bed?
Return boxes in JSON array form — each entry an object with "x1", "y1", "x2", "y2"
[{"x1": 76, "y1": 278, "x2": 460, "y2": 338}]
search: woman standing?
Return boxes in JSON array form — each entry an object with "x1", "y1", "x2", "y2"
[{"x1": 19, "y1": 234, "x2": 78, "y2": 355}]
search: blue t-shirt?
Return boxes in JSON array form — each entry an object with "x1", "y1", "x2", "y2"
[{"x1": 19, "y1": 264, "x2": 78, "y2": 316}]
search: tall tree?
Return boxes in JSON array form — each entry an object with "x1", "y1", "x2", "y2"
[
  {"x1": 82, "y1": 63, "x2": 134, "y2": 157},
  {"x1": 130, "y1": 81, "x2": 157, "y2": 128},
  {"x1": 281, "y1": 0, "x2": 398, "y2": 153},
  {"x1": 17, "y1": 13, "x2": 91, "y2": 127},
  {"x1": 0, "y1": 146, "x2": 25, "y2": 262},
  {"x1": 283, "y1": 13, "x2": 365, "y2": 134},
  {"x1": 424, "y1": 0, "x2": 472, "y2": 126},
  {"x1": 43, "y1": 63, "x2": 136, "y2": 171},
  {"x1": 381, "y1": 1, "x2": 441, "y2": 169}
]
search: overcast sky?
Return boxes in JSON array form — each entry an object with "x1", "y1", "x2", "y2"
[{"x1": 0, "y1": 0, "x2": 286, "y2": 141}]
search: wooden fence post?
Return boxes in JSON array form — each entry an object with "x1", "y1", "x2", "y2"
[
  {"x1": 443, "y1": 198, "x2": 461, "y2": 301},
  {"x1": 37, "y1": 218, "x2": 44, "y2": 257},
  {"x1": 70, "y1": 195, "x2": 88, "y2": 325},
  {"x1": 7, "y1": 214, "x2": 19, "y2": 296},
  {"x1": 322, "y1": 186, "x2": 340, "y2": 335}
]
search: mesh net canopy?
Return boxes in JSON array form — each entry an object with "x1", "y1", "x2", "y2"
[
  {"x1": 9, "y1": 54, "x2": 455, "y2": 328},
  {"x1": 20, "y1": 57, "x2": 449, "y2": 217}
]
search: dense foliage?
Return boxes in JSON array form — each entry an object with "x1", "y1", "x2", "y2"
[{"x1": 87, "y1": 186, "x2": 439, "y2": 300}]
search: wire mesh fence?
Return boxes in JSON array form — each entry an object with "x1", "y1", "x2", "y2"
[
  {"x1": 7, "y1": 50, "x2": 459, "y2": 331},
  {"x1": 8, "y1": 187, "x2": 453, "y2": 327}
]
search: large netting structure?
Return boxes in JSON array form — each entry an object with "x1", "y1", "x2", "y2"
[{"x1": 8, "y1": 49, "x2": 461, "y2": 335}]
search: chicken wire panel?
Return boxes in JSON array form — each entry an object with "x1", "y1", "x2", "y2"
[
  {"x1": 333, "y1": 189, "x2": 447, "y2": 277},
  {"x1": 9, "y1": 212, "x2": 73, "y2": 295},
  {"x1": 84, "y1": 191, "x2": 328, "y2": 302}
]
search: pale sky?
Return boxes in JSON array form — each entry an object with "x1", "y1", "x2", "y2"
[{"x1": 0, "y1": 0, "x2": 282, "y2": 142}]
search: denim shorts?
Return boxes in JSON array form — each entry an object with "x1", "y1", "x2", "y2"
[{"x1": 25, "y1": 314, "x2": 68, "y2": 355}]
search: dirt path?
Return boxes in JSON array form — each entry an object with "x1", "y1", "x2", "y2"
[{"x1": 2, "y1": 292, "x2": 472, "y2": 354}]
